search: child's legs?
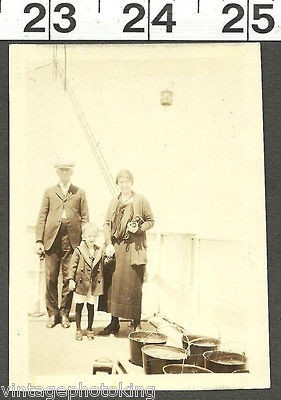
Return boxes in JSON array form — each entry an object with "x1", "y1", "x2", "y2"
[
  {"x1": 75, "y1": 303, "x2": 84, "y2": 330},
  {"x1": 86, "y1": 294, "x2": 97, "y2": 330},
  {"x1": 73, "y1": 293, "x2": 87, "y2": 330}
]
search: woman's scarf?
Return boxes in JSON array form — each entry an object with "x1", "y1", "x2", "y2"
[{"x1": 111, "y1": 199, "x2": 134, "y2": 240}]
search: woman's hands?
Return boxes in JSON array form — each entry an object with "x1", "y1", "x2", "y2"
[
  {"x1": 69, "y1": 279, "x2": 76, "y2": 291},
  {"x1": 127, "y1": 216, "x2": 146, "y2": 234},
  {"x1": 106, "y1": 243, "x2": 115, "y2": 258},
  {"x1": 127, "y1": 220, "x2": 139, "y2": 233}
]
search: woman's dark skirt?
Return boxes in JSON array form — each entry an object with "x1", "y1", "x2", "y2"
[{"x1": 98, "y1": 241, "x2": 145, "y2": 319}]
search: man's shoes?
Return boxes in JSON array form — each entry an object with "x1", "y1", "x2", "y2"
[
  {"x1": 61, "y1": 315, "x2": 70, "y2": 328},
  {"x1": 75, "y1": 330, "x2": 83, "y2": 341},
  {"x1": 97, "y1": 323, "x2": 120, "y2": 336},
  {"x1": 86, "y1": 329, "x2": 95, "y2": 340},
  {"x1": 46, "y1": 315, "x2": 56, "y2": 328}
]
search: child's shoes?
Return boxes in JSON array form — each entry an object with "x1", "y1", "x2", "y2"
[
  {"x1": 86, "y1": 329, "x2": 95, "y2": 340},
  {"x1": 75, "y1": 330, "x2": 83, "y2": 341}
]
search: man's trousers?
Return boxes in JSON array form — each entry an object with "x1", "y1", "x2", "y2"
[{"x1": 44, "y1": 220, "x2": 74, "y2": 317}]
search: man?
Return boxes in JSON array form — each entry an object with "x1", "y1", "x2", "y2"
[{"x1": 35, "y1": 163, "x2": 89, "y2": 328}]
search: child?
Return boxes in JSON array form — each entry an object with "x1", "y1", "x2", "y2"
[{"x1": 68, "y1": 222, "x2": 104, "y2": 340}]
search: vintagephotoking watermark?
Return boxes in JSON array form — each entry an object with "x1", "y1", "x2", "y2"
[{"x1": 1, "y1": 382, "x2": 155, "y2": 400}]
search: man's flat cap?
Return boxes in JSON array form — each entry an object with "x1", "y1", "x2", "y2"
[{"x1": 53, "y1": 162, "x2": 75, "y2": 169}]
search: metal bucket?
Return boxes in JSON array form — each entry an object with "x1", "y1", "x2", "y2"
[
  {"x1": 203, "y1": 350, "x2": 247, "y2": 373},
  {"x1": 182, "y1": 334, "x2": 219, "y2": 355},
  {"x1": 129, "y1": 331, "x2": 167, "y2": 366},
  {"x1": 185, "y1": 353, "x2": 206, "y2": 368},
  {"x1": 141, "y1": 345, "x2": 187, "y2": 375},
  {"x1": 163, "y1": 364, "x2": 213, "y2": 374}
]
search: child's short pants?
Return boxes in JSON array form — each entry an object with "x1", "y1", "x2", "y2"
[{"x1": 73, "y1": 289, "x2": 97, "y2": 305}]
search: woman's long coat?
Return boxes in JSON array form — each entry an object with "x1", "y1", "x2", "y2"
[
  {"x1": 98, "y1": 192, "x2": 154, "y2": 318},
  {"x1": 104, "y1": 192, "x2": 154, "y2": 265}
]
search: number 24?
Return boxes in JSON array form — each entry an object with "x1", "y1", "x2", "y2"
[{"x1": 123, "y1": 3, "x2": 176, "y2": 33}]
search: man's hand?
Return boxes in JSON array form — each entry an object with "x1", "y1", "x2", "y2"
[
  {"x1": 105, "y1": 243, "x2": 115, "y2": 258},
  {"x1": 69, "y1": 279, "x2": 76, "y2": 291},
  {"x1": 35, "y1": 242, "x2": 45, "y2": 259}
]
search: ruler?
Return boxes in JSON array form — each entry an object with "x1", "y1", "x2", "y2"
[{"x1": 0, "y1": 0, "x2": 280, "y2": 41}]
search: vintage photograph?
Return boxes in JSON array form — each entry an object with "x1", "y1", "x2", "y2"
[{"x1": 9, "y1": 43, "x2": 269, "y2": 390}]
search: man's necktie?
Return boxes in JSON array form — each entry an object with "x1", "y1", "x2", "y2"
[{"x1": 62, "y1": 185, "x2": 68, "y2": 197}]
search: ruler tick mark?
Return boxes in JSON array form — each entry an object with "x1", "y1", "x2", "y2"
[
  {"x1": 148, "y1": 0, "x2": 150, "y2": 40},
  {"x1": 48, "y1": 0, "x2": 51, "y2": 40},
  {"x1": 247, "y1": 0, "x2": 249, "y2": 41}
]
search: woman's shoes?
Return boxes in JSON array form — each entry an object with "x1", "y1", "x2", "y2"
[
  {"x1": 133, "y1": 323, "x2": 142, "y2": 332},
  {"x1": 97, "y1": 323, "x2": 120, "y2": 336},
  {"x1": 132, "y1": 319, "x2": 141, "y2": 331}
]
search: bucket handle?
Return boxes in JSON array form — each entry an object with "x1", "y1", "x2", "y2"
[
  {"x1": 172, "y1": 326, "x2": 193, "y2": 361},
  {"x1": 188, "y1": 336, "x2": 219, "y2": 344},
  {"x1": 142, "y1": 323, "x2": 169, "y2": 346},
  {"x1": 142, "y1": 329, "x2": 158, "y2": 345},
  {"x1": 171, "y1": 325, "x2": 192, "y2": 357},
  {"x1": 202, "y1": 350, "x2": 215, "y2": 361},
  {"x1": 182, "y1": 333, "x2": 220, "y2": 355},
  {"x1": 218, "y1": 341, "x2": 246, "y2": 355},
  {"x1": 180, "y1": 346, "x2": 192, "y2": 368},
  {"x1": 181, "y1": 320, "x2": 221, "y2": 344},
  {"x1": 144, "y1": 323, "x2": 191, "y2": 370},
  {"x1": 145, "y1": 323, "x2": 192, "y2": 359}
]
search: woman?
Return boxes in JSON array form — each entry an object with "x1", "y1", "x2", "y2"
[{"x1": 98, "y1": 169, "x2": 154, "y2": 335}]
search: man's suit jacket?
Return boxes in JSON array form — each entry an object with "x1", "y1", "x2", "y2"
[{"x1": 36, "y1": 184, "x2": 89, "y2": 251}]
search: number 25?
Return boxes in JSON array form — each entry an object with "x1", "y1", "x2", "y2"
[{"x1": 222, "y1": 3, "x2": 275, "y2": 34}]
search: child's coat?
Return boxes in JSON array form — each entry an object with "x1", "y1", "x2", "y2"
[{"x1": 68, "y1": 242, "x2": 104, "y2": 296}]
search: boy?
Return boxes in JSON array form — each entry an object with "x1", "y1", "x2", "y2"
[{"x1": 68, "y1": 223, "x2": 104, "y2": 340}]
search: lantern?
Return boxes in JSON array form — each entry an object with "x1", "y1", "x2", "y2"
[{"x1": 161, "y1": 90, "x2": 173, "y2": 106}]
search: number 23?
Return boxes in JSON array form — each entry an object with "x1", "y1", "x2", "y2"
[{"x1": 24, "y1": 2, "x2": 76, "y2": 33}]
